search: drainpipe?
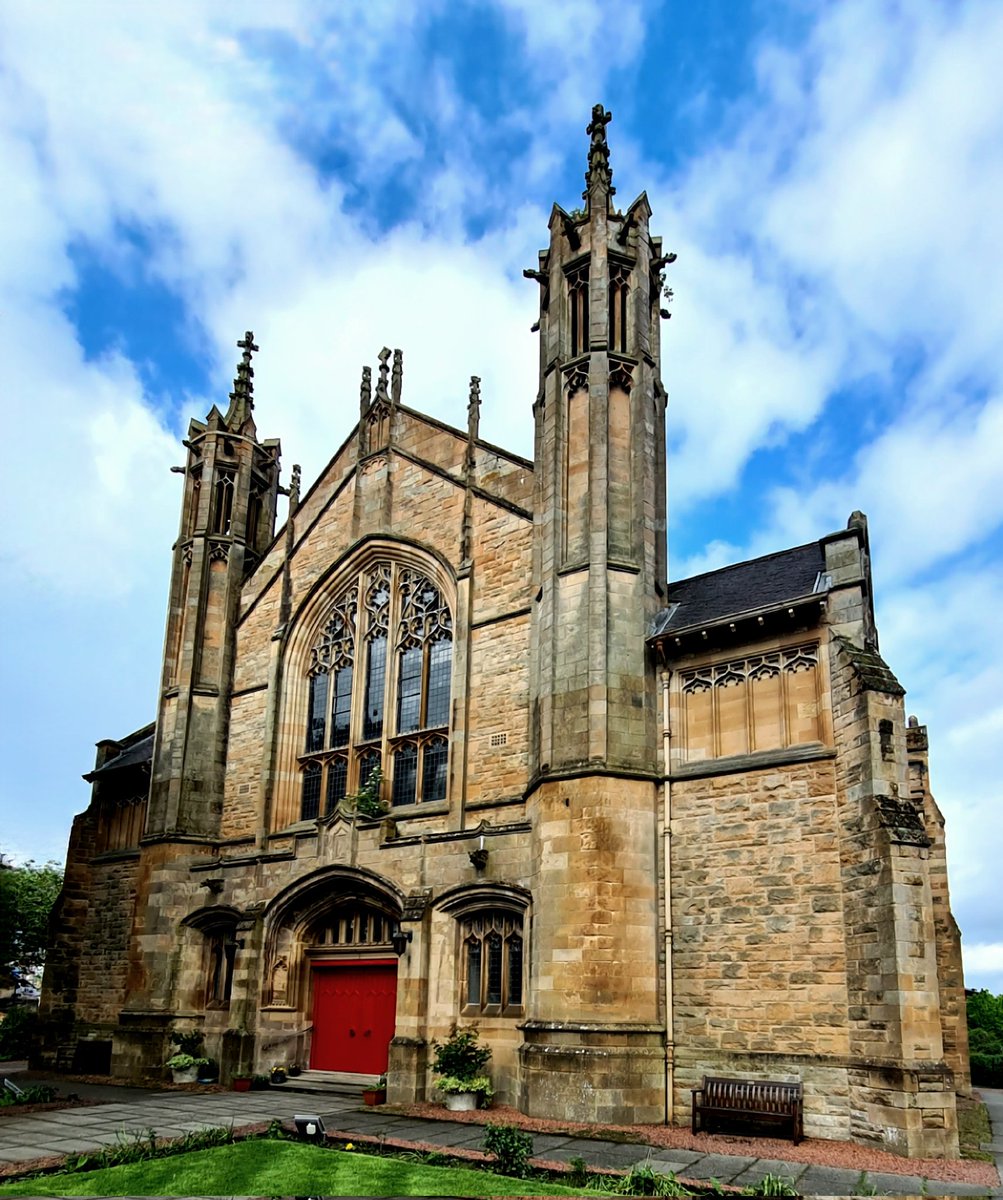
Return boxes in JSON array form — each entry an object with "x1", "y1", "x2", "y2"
[{"x1": 661, "y1": 664, "x2": 675, "y2": 1125}]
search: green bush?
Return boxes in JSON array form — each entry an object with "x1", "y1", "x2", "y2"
[
  {"x1": 0, "y1": 1004, "x2": 36, "y2": 1058},
  {"x1": 568, "y1": 1156, "x2": 590, "y2": 1187},
  {"x1": 482, "y1": 1123, "x2": 533, "y2": 1178},
  {"x1": 431, "y1": 1024, "x2": 491, "y2": 1082},
  {"x1": 970, "y1": 1051, "x2": 1003, "y2": 1087}
]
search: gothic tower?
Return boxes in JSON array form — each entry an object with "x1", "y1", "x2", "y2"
[
  {"x1": 522, "y1": 107, "x2": 671, "y2": 1122},
  {"x1": 146, "y1": 334, "x2": 281, "y2": 838}
]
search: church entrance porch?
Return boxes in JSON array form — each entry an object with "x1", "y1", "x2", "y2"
[{"x1": 309, "y1": 959, "x2": 398, "y2": 1073}]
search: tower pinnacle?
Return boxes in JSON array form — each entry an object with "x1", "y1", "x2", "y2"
[
  {"x1": 226, "y1": 330, "x2": 258, "y2": 426},
  {"x1": 583, "y1": 103, "x2": 614, "y2": 205}
]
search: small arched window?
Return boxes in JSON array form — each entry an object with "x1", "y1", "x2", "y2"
[
  {"x1": 461, "y1": 910, "x2": 524, "y2": 1015},
  {"x1": 300, "y1": 559, "x2": 452, "y2": 818}
]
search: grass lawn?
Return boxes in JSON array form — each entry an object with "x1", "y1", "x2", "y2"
[{"x1": 0, "y1": 1139, "x2": 586, "y2": 1197}]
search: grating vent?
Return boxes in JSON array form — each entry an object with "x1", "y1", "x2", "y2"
[{"x1": 489, "y1": 732, "x2": 508, "y2": 748}]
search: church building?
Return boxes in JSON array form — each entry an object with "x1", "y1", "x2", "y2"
[{"x1": 39, "y1": 108, "x2": 969, "y2": 1158}]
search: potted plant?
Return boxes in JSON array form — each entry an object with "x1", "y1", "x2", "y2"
[
  {"x1": 232, "y1": 1074, "x2": 252, "y2": 1092},
  {"x1": 362, "y1": 1074, "x2": 387, "y2": 1106},
  {"x1": 431, "y1": 1025, "x2": 493, "y2": 1111},
  {"x1": 270, "y1": 1065, "x2": 287, "y2": 1085},
  {"x1": 166, "y1": 1052, "x2": 210, "y2": 1084},
  {"x1": 251, "y1": 1073, "x2": 271, "y2": 1090},
  {"x1": 196, "y1": 1057, "x2": 219, "y2": 1083}
]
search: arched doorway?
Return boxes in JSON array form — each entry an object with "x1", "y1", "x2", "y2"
[
  {"x1": 262, "y1": 870, "x2": 403, "y2": 1077},
  {"x1": 305, "y1": 900, "x2": 398, "y2": 1073}
]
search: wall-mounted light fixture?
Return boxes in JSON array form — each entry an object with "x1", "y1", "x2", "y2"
[
  {"x1": 391, "y1": 926, "x2": 413, "y2": 956},
  {"x1": 469, "y1": 834, "x2": 488, "y2": 871}
]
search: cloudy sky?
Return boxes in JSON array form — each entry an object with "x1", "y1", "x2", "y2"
[{"x1": 1, "y1": 0, "x2": 1000, "y2": 992}]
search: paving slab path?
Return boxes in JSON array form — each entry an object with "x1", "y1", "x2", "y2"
[{"x1": 0, "y1": 1067, "x2": 1000, "y2": 1197}]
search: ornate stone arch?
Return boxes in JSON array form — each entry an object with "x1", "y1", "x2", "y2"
[
  {"x1": 261, "y1": 866, "x2": 405, "y2": 1013},
  {"x1": 435, "y1": 883, "x2": 532, "y2": 1017},
  {"x1": 177, "y1": 905, "x2": 244, "y2": 1011}
]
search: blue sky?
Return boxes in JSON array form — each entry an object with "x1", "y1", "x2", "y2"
[{"x1": 1, "y1": 0, "x2": 1001, "y2": 993}]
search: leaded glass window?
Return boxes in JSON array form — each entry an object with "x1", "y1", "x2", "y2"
[
  {"x1": 461, "y1": 911, "x2": 524, "y2": 1015},
  {"x1": 299, "y1": 559, "x2": 452, "y2": 819}
]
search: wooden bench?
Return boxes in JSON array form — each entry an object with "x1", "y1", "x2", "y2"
[{"x1": 691, "y1": 1076, "x2": 803, "y2": 1144}]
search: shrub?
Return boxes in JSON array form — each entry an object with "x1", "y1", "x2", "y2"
[
  {"x1": 483, "y1": 1123, "x2": 533, "y2": 1178},
  {"x1": 568, "y1": 1155, "x2": 590, "y2": 1187},
  {"x1": 431, "y1": 1024, "x2": 491, "y2": 1082},
  {"x1": 970, "y1": 1051, "x2": 1003, "y2": 1088},
  {"x1": 0, "y1": 1003, "x2": 36, "y2": 1058},
  {"x1": 165, "y1": 1052, "x2": 209, "y2": 1071},
  {"x1": 169, "y1": 1027, "x2": 204, "y2": 1056}
]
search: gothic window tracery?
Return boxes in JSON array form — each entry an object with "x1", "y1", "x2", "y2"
[
  {"x1": 609, "y1": 259, "x2": 631, "y2": 354},
  {"x1": 212, "y1": 469, "x2": 235, "y2": 535},
  {"x1": 567, "y1": 261, "x2": 589, "y2": 357},
  {"x1": 678, "y1": 643, "x2": 823, "y2": 762},
  {"x1": 300, "y1": 560, "x2": 452, "y2": 817},
  {"x1": 461, "y1": 910, "x2": 524, "y2": 1014}
]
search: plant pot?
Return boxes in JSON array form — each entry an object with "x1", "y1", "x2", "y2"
[
  {"x1": 270, "y1": 1069, "x2": 287, "y2": 1085},
  {"x1": 362, "y1": 1087, "x2": 386, "y2": 1106},
  {"x1": 287, "y1": 1065, "x2": 301, "y2": 1077},
  {"x1": 232, "y1": 1077, "x2": 252, "y2": 1092},
  {"x1": 444, "y1": 1091, "x2": 477, "y2": 1111},
  {"x1": 171, "y1": 1067, "x2": 198, "y2": 1084}
]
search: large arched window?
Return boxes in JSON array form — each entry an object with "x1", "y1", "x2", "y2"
[{"x1": 300, "y1": 560, "x2": 452, "y2": 817}]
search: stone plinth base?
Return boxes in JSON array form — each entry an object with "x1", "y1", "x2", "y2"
[
  {"x1": 519, "y1": 1021, "x2": 665, "y2": 1124},
  {"x1": 112, "y1": 1010, "x2": 175, "y2": 1081},
  {"x1": 387, "y1": 1035, "x2": 429, "y2": 1105},
  {"x1": 848, "y1": 1063, "x2": 959, "y2": 1159}
]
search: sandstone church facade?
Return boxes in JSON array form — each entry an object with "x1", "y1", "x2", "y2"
[{"x1": 40, "y1": 110, "x2": 969, "y2": 1158}]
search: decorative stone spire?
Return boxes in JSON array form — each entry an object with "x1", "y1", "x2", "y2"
[
  {"x1": 467, "y1": 376, "x2": 481, "y2": 440},
  {"x1": 391, "y1": 349, "x2": 403, "y2": 407},
  {"x1": 360, "y1": 365, "x2": 372, "y2": 418},
  {"x1": 583, "y1": 104, "x2": 614, "y2": 206},
  {"x1": 461, "y1": 375, "x2": 481, "y2": 568},
  {"x1": 466, "y1": 375, "x2": 481, "y2": 472},
  {"x1": 226, "y1": 330, "x2": 258, "y2": 426},
  {"x1": 376, "y1": 347, "x2": 391, "y2": 402}
]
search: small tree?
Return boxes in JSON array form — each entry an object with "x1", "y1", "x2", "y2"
[{"x1": 0, "y1": 856, "x2": 63, "y2": 982}]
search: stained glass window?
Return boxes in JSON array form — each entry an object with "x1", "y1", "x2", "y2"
[
  {"x1": 461, "y1": 911, "x2": 525, "y2": 1014},
  {"x1": 299, "y1": 559, "x2": 453, "y2": 819}
]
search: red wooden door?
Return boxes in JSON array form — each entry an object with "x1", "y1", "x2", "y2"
[{"x1": 310, "y1": 960, "x2": 398, "y2": 1073}]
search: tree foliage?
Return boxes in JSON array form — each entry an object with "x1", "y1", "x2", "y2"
[
  {"x1": 966, "y1": 988, "x2": 1003, "y2": 1086},
  {"x1": 0, "y1": 857, "x2": 63, "y2": 978}
]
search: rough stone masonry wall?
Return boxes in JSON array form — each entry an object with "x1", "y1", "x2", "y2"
[
  {"x1": 829, "y1": 643, "x2": 958, "y2": 1158},
  {"x1": 907, "y1": 719, "x2": 970, "y2": 1094},
  {"x1": 670, "y1": 758, "x2": 852, "y2": 1140}
]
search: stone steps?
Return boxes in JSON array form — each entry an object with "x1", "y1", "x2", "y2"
[{"x1": 270, "y1": 1068, "x2": 378, "y2": 1096}]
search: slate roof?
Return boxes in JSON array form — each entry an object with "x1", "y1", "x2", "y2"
[
  {"x1": 650, "y1": 540, "x2": 827, "y2": 638},
  {"x1": 87, "y1": 726, "x2": 155, "y2": 778}
]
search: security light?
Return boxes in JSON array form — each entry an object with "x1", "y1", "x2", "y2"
[{"x1": 294, "y1": 1114, "x2": 326, "y2": 1140}]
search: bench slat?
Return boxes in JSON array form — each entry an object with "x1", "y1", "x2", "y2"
[{"x1": 691, "y1": 1075, "x2": 803, "y2": 1144}]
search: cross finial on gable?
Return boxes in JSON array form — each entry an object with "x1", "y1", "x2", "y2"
[
  {"x1": 584, "y1": 103, "x2": 615, "y2": 207},
  {"x1": 226, "y1": 330, "x2": 259, "y2": 425}
]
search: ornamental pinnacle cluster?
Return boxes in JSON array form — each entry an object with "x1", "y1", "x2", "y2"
[{"x1": 40, "y1": 108, "x2": 968, "y2": 1160}]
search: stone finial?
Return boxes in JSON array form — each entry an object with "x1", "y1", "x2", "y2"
[
  {"x1": 287, "y1": 463, "x2": 302, "y2": 515},
  {"x1": 584, "y1": 104, "x2": 614, "y2": 203},
  {"x1": 467, "y1": 376, "x2": 481, "y2": 441},
  {"x1": 376, "y1": 347, "x2": 391, "y2": 401},
  {"x1": 391, "y1": 349, "x2": 403, "y2": 407},
  {"x1": 225, "y1": 330, "x2": 258, "y2": 426},
  {"x1": 360, "y1": 365, "x2": 372, "y2": 417}
]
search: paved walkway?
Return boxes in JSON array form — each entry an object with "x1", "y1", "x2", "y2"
[{"x1": 0, "y1": 1065, "x2": 1000, "y2": 1196}]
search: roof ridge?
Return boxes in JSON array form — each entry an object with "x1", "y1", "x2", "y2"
[{"x1": 669, "y1": 538, "x2": 821, "y2": 590}]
